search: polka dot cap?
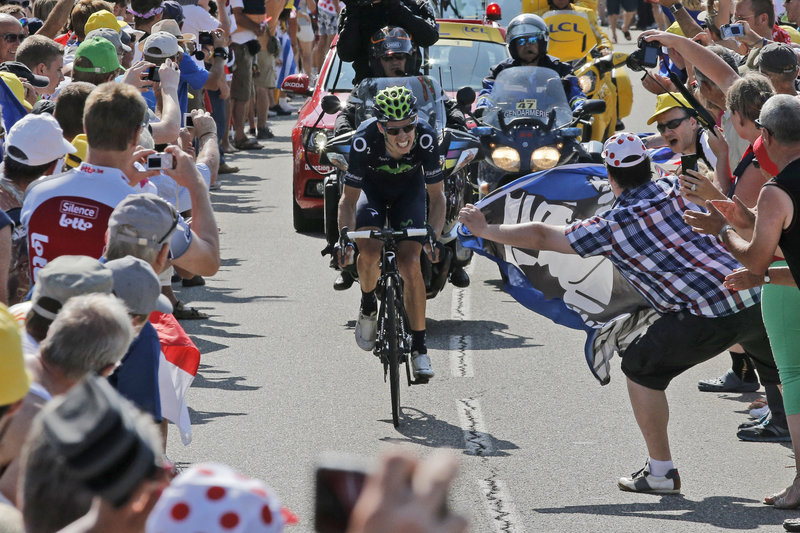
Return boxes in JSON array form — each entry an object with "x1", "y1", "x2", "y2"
[
  {"x1": 602, "y1": 132, "x2": 647, "y2": 168},
  {"x1": 146, "y1": 463, "x2": 299, "y2": 533}
]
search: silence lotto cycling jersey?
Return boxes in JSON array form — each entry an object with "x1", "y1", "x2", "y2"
[{"x1": 343, "y1": 119, "x2": 443, "y2": 192}]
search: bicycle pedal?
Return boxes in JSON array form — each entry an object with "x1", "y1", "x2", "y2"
[{"x1": 411, "y1": 377, "x2": 430, "y2": 385}]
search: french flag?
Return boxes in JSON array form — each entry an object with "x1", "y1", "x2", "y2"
[{"x1": 150, "y1": 311, "x2": 200, "y2": 445}]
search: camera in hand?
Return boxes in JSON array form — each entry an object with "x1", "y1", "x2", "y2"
[
  {"x1": 199, "y1": 30, "x2": 214, "y2": 45},
  {"x1": 145, "y1": 67, "x2": 160, "y2": 82},
  {"x1": 627, "y1": 38, "x2": 661, "y2": 71},
  {"x1": 720, "y1": 23, "x2": 744, "y2": 40},
  {"x1": 184, "y1": 113, "x2": 194, "y2": 128},
  {"x1": 146, "y1": 153, "x2": 174, "y2": 170}
]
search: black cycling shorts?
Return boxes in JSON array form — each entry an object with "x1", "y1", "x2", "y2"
[{"x1": 355, "y1": 179, "x2": 427, "y2": 243}]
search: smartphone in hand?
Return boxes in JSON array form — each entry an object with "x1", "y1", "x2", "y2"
[
  {"x1": 681, "y1": 154, "x2": 699, "y2": 172},
  {"x1": 314, "y1": 454, "x2": 369, "y2": 533}
]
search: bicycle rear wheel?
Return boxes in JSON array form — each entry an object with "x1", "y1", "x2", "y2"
[{"x1": 385, "y1": 276, "x2": 401, "y2": 427}]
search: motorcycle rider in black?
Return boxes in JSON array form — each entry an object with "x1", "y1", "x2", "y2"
[
  {"x1": 336, "y1": 0, "x2": 438, "y2": 85},
  {"x1": 478, "y1": 13, "x2": 587, "y2": 112}
]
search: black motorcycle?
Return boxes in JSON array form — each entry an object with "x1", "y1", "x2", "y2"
[{"x1": 472, "y1": 66, "x2": 605, "y2": 194}]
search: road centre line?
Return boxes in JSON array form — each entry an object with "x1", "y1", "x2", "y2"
[
  {"x1": 450, "y1": 336, "x2": 474, "y2": 377},
  {"x1": 457, "y1": 398, "x2": 494, "y2": 456},
  {"x1": 479, "y1": 475, "x2": 525, "y2": 533}
]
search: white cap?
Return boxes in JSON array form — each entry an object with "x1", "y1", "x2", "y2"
[
  {"x1": 6, "y1": 114, "x2": 77, "y2": 166},
  {"x1": 602, "y1": 132, "x2": 648, "y2": 168}
]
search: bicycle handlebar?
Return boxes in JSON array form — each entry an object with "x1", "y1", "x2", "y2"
[{"x1": 347, "y1": 228, "x2": 429, "y2": 240}]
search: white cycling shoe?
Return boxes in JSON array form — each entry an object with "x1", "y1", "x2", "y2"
[
  {"x1": 411, "y1": 351, "x2": 435, "y2": 379},
  {"x1": 355, "y1": 311, "x2": 377, "y2": 351}
]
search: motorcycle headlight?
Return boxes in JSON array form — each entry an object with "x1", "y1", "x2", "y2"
[
  {"x1": 531, "y1": 146, "x2": 560, "y2": 170},
  {"x1": 578, "y1": 72, "x2": 596, "y2": 94},
  {"x1": 314, "y1": 131, "x2": 328, "y2": 151},
  {"x1": 491, "y1": 147, "x2": 520, "y2": 172}
]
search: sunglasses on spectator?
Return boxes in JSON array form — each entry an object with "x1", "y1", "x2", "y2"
[
  {"x1": 656, "y1": 115, "x2": 690, "y2": 134},
  {"x1": 0, "y1": 33, "x2": 25, "y2": 44},
  {"x1": 514, "y1": 35, "x2": 542, "y2": 47},
  {"x1": 384, "y1": 122, "x2": 416, "y2": 136},
  {"x1": 157, "y1": 211, "x2": 179, "y2": 245},
  {"x1": 754, "y1": 118, "x2": 773, "y2": 135}
]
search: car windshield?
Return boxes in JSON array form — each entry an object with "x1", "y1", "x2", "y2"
[
  {"x1": 350, "y1": 76, "x2": 447, "y2": 132},
  {"x1": 323, "y1": 53, "x2": 357, "y2": 93},
  {"x1": 424, "y1": 38, "x2": 509, "y2": 92},
  {"x1": 483, "y1": 66, "x2": 573, "y2": 129}
]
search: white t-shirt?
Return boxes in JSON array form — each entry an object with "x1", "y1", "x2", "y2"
[{"x1": 182, "y1": 4, "x2": 221, "y2": 39}]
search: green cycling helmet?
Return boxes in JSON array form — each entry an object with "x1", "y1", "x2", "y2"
[{"x1": 373, "y1": 86, "x2": 417, "y2": 123}]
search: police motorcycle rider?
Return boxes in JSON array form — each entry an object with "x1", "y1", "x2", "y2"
[
  {"x1": 333, "y1": 26, "x2": 469, "y2": 291},
  {"x1": 478, "y1": 13, "x2": 587, "y2": 112},
  {"x1": 336, "y1": 86, "x2": 445, "y2": 381}
]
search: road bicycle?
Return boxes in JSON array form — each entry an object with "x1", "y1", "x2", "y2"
[{"x1": 347, "y1": 227, "x2": 429, "y2": 427}]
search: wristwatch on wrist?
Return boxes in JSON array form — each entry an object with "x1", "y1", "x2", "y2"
[
  {"x1": 213, "y1": 47, "x2": 228, "y2": 59},
  {"x1": 670, "y1": 2, "x2": 683, "y2": 13},
  {"x1": 718, "y1": 224, "x2": 735, "y2": 241},
  {"x1": 764, "y1": 270, "x2": 771, "y2": 284}
]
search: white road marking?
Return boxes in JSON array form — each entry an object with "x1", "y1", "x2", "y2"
[
  {"x1": 450, "y1": 262, "x2": 474, "y2": 377},
  {"x1": 479, "y1": 476, "x2": 525, "y2": 533}
]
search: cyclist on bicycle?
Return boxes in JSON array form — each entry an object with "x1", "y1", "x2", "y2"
[
  {"x1": 478, "y1": 13, "x2": 586, "y2": 112},
  {"x1": 337, "y1": 86, "x2": 445, "y2": 380}
]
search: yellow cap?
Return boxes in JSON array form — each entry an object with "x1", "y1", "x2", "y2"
[
  {"x1": 0, "y1": 304, "x2": 29, "y2": 406},
  {"x1": 84, "y1": 9, "x2": 122, "y2": 35},
  {"x1": 0, "y1": 72, "x2": 32, "y2": 111},
  {"x1": 665, "y1": 21, "x2": 684, "y2": 36},
  {"x1": 647, "y1": 92, "x2": 694, "y2": 124},
  {"x1": 66, "y1": 133, "x2": 88, "y2": 169}
]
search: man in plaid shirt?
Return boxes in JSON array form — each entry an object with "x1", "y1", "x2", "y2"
[{"x1": 459, "y1": 132, "x2": 782, "y2": 495}]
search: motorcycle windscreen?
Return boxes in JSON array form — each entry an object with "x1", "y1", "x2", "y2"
[
  {"x1": 483, "y1": 66, "x2": 573, "y2": 129},
  {"x1": 542, "y1": 10, "x2": 598, "y2": 62},
  {"x1": 350, "y1": 76, "x2": 447, "y2": 134}
]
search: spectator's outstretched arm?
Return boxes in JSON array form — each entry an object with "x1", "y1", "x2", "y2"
[
  {"x1": 203, "y1": 31, "x2": 228, "y2": 92},
  {"x1": 164, "y1": 146, "x2": 221, "y2": 276},
  {"x1": 192, "y1": 110, "x2": 220, "y2": 174},
  {"x1": 216, "y1": 0, "x2": 231, "y2": 37},
  {"x1": 641, "y1": 30, "x2": 739, "y2": 93},
  {"x1": 387, "y1": 0, "x2": 438, "y2": 47},
  {"x1": 656, "y1": 0, "x2": 703, "y2": 38},
  {"x1": 36, "y1": 0, "x2": 73, "y2": 38},
  {"x1": 151, "y1": 59, "x2": 182, "y2": 144}
]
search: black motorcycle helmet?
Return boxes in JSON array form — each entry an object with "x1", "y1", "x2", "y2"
[
  {"x1": 506, "y1": 14, "x2": 549, "y2": 62},
  {"x1": 368, "y1": 26, "x2": 419, "y2": 76}
]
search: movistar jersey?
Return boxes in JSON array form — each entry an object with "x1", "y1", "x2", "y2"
[{"x1": 343, "y1": 119, "x2": 443, "y2": 190}]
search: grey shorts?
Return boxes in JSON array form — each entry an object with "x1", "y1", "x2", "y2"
[{"x1": 317, "y1": 9, "x2": 338, "y2": 35}]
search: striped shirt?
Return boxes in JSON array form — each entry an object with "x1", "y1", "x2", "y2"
[{"x1": 565, "y1": 176, "x2": 760, "y2": 317}]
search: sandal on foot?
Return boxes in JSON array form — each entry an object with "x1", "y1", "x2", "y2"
[
  {"x1": 623, "y1": 29, "x2": 632, "y2": 40},
  {"x1": 233, "y1": 137, "x2": 262, "y2": 150},
  {"x1": 172, "y1": 301, "x2": 209, "y2": 320}
]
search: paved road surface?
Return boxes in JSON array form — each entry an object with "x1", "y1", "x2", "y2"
[{"x1": 168, "y1": 33, "x2": 796, "y2": 532}]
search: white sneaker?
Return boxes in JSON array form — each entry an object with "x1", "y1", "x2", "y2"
[
  {"x1": 750, "y1": 404, "x2": 770, "y2": 419},
  {"x1": 411, "y1": 351, "x2": 434, "y2": 379},
  {"x1": 618, "y1": 460, "x2": 681, "y2": 494},
  {"x1": 355, "y1": 311, "x2": 377, "y2": 351}
]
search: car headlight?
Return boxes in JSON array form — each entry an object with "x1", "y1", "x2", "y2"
[
  {"x1": 301, "y1": 126, "x2": 328, "y2": 153},
  {"x1": 531, "y1": 146, "x2": 560, "y2": 170},
  {"x1": 491, "y1": 147, "x2": 520, "y2": 172},
  {"x1": 578, "y1": 72, "x2": 596, "y2": 94}
]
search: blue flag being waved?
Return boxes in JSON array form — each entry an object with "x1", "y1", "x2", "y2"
[
  {"x1": 458, "y1": 163, "x2": 658, "y2": 385},
  {"x1": 0, "y1": 76, "x2": 28, "y2": 134}
]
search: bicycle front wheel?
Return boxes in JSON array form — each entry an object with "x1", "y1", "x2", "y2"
[{"x1": 385, "y1": 276, "x2": 401, "y2": 427}]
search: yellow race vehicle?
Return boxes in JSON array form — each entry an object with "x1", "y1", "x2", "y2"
[{"x1": 542, "y1": 10, "x2": 632, "y2": 141}]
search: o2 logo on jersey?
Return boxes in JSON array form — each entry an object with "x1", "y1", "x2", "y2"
[
  {"x1": 353, "y1": 137, "x2": 368, "y2": 153},
  {"x1": 419, "y1": 133, "x2": 433, "y2": 150},
  {"x1": 58, "y1": 200, "x2": 97, "y2": 231}
]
